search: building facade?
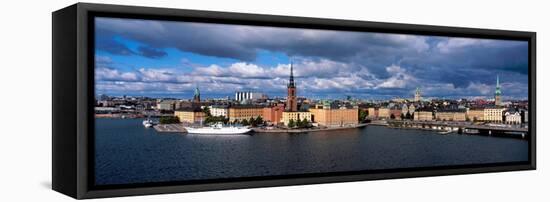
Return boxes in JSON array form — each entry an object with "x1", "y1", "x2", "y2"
[
  {"x1": 209, "y1": 105, "x2": 229, "y2": 118},
  {"x1": 309, "y1": 107, "x2": 358, "y2": 127},
  {"x1": 367, "y1": 107, "x2": 378, "y2": 119},
  {"x1": 235, "y1": 91, "x2": 264, "y2": 102},
  {"x1": 504, "y1": 109, "x2": 522, "y2": 124},
  {"x1": 484, "y1": 107, "x2": 505, "y2": 122},
  {"x1": 157, "y1": 100, "x2": 176, "y2": 111},
  {"x1": 174, "y1": 108, "x2": 206, "y2": 124},
  {"x1": 262, "y1": 104, "x2": 285, "y2": 124},
  {"x1": 390, "y1": 109, "x2": 402, "y2": 120},
  {"x1": 282, "y1": 111, "x2": 311, "y2": 126},
  {"x1": 467, "y1": 108, "x2": 485, "y2": 121},
  {"x1": 378, "y1": 108, "x2": 390, "y2": 119},
  {"x1": 435, "y1": 109, "x2": 466, "y2": 121},
  {"x1": 228, "y1": 106, "x2": 264, "y2": 122},
  {"x1": 414, "y1": 110, "x2": 433, "y2": 121}
]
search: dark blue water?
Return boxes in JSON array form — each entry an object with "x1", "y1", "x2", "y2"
[{"x1": 95, "y1": 118, "x2": 528, "y2": 185}]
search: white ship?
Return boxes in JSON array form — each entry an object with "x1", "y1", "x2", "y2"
[
  {"x1": 185, "y1": 122, "x2": 251, "y2": 135},
  {"x1": 142, "y1": 118, "x2": 155, "y2": 128}
]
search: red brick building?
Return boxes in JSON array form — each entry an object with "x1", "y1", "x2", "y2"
[{"x1": 263, "y1": 104, "x2": 285, "y2": 124}]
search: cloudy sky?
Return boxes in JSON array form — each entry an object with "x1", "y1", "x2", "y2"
[{"x1": 94, "y1": 17, "x2": 529, "y2": 100}]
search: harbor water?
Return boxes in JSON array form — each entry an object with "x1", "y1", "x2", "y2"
[{"x1": 95, "y1": 118, "x2": 528, "y2": 185}]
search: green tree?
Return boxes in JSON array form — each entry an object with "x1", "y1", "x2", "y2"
[
  {"x1": 202, "y1": 107, "x2": 211, "y2": 117},
  {"x1": 296, "y1": 119, "x2": 304, "y2": 128},
  {"x1": 241, "y1": 119, "x2": 249, "y2": 126},
  {"x1": 249, "y1": 117, "x2": 256, "y2": 126},
  {"x1": 302, "y1": 118, "x2": 310, "y2": 128},
  {"x1": 288, "y1": 119, "x2": 296, "y2": 128},
  {"x1": 359, "y1": 109, "x2": 368, "y2": 122},
  {"x1": 160, "y1": 116, "x2": 180, "y2": 124},
  {"x1": 255, "y1": 116, "x2": 263, "y2": 126}
]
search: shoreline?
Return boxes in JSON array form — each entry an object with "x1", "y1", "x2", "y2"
[{"x1": 252, "y1": 123, "x2": 368, "y2": 133}]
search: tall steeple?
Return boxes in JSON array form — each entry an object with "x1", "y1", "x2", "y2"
[
  {"x1": 193, "y1": 85, "x2": 201, "y2": 104},
  {"x1": 414, "y1": 87, "x2": 421, "y2": 102},
  {"x1": 286, "y1": 60, "x2": 297, "y2": 112},
  {"x1": 288, "y1": 61, "x2": 295, "y2": 88},
  {"x1": 494, "y1": 75, "x2": 502, "y2": 106},
  {"x1": 495, "y1": 75, "x2": 502, "y2": 96}
]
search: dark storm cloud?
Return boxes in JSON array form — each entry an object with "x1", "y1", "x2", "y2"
[
  {"x1": 137, "y1": 46, "x2": 167, "y2": 59},
  {"x1": 95, "y1": 17, "x2": 529, "y2": 99},
  {"x1": 96, "y1": 36, "x2": 135, "y2": 56}
]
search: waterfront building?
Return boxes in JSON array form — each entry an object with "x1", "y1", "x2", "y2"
[
  {"x1": 521, "y1": 109, "x2": 529, "y2": 123},
  {"x1": 235, "y1": 91, "x2": 265, "y2": 102},
  {"x1": 483, "y1": 107, "x2": 505, "y2": 122},
  {"x1": 378, "y1": 107, "x2": 390, "y2": 119},
  {"x1": 286, "y1": 62, "x2": 298, "y2": 112},
  {"x1": 494, "y1": 75, "x2": 502, "y2": 106},
  {"x1": 414, "y1": 109, "x2": 433, "y2": 121},
  {"x1": 408, "y1": 104, "x2": 416, "y2": 116},
  {"x1": 367, "y1": 107, "x2": 378, "y2": 118},
  {"x1": 228, "y1": 105, "x2": 264, "y2": 122},
  {"x1": 309, "y1": 106, "x2": 358, "y2": 127},
  {"x1": 414, "y1": 87, "x2": 421, "y2": 102},
  {"x1": 175, "y1": 108, "x2": 206, "y2": 124},
  {"x1": 401, "y1": 104, "x2": 409, "y2": 115},
  {"x1": 282, "y1": 111, "x2": 311, "y2": 126},
  {"x1": 209, "y1": 105, "x2": 229, "y2": 118},
  {"x1": 262, "y1": 104, "x2": 285, "y2": 124},
  {"x1": 435, "y1": 109, "x2": 467, "y2": 121},
  {"x1": 504, "y1": 108, "x2": 522, "y2": 124},
  {"x1": 176, "y1": 101, "x2": 193, "y2": 110},
  {"x1": 98, "y1": 100, "x2": 116, "y2": 107},
  {"x1": 467, "y1": 107, "x2": 485, "y2": 121},
  {"x1": 157, "y1": 100, "x2": 176, "y2": 111},
  {"x1": 390, "y1": 108, "x2": 402, "y2": 120}
]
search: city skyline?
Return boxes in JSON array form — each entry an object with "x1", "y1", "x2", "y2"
[{"x1": 95, "y1": 17, "x2": 529, "y2": 100}]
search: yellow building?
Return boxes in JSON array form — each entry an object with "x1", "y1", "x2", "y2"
[
  {"x1": 435, "y1": 110, "x2": 466, "y2": 121},
  {"x1": 467, "y1": 108, "x2": 485, "y2": 121},
  {"x1": 378, "y1": 108, "x2": 390, "y2": 119},
  {"x1": 282, "y1": 111, "x2": 312, "y2": 126},
  {"x1": 484, "y1": 107, "x2": 505, "y2": 122},
  {"x1": 228, "y1": 105, "x2": 264, "y2": 122},
  {"x1": 414, "y1": 111, "x2": 433, "y2": 121},
  {"x1": 174, "y1": 108, "x2": 206, "y2": 124},
  {"x1": 310, "y1": 108, "x2": 358, "y2": 127},
  {"x1": 367, "y1": 107, "x2": 378, "y2": 118}
]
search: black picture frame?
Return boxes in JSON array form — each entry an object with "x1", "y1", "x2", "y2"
[{"x1": 52, "y1": 3, "x2": 536, "y2": 199}]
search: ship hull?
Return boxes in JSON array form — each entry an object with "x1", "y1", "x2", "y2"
[{"x1": 184, "y1": 127, "x2": 251, "y2": 134}]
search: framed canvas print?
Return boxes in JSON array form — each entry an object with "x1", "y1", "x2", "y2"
[{"x1": 52, "y1": 3, "x2": 536, "y2": 199}]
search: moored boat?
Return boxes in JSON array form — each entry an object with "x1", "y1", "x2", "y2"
[
  {"x1": 142, "y1": 118, "x2": 155, "y2": 128},
  {"x1": 184, "y1": 122, "x2": 251, "y2": 134}
]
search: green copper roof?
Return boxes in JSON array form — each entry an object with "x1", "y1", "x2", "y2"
[
  {"x1": 194, "y1": 87, "x2": 200, "y2": 96},
  {"x1": 495, "y1": 75, "x2": 501, "y2": 95}
]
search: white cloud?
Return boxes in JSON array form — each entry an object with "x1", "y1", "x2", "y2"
[
  {"x1": 377, "y1": 65, "x2": 417, "y2": 88},
  {"x1": 95, "y1": 68, "x2": 139, "y2": 81},
  {"x1": 436, "y1": 38, "x2": 495, "y2": 53},
  {"x1": 138, "y1": 68, "x2": 177, "y2": 82}
]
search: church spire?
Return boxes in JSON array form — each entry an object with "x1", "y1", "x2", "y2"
[
  {"x1": 495, "y1": 75, "x2": 501, "y2": 96},
  {"x1": 288, "y1": 60, "x2": 295, "y2": 88}
]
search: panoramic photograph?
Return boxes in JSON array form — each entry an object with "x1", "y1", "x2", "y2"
[{"x1": 93, "y1": 17, "x2": 530, "y2": 186}]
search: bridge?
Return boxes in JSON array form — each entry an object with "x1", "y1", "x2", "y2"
[{"x1": 386, "y1": 120, "x2": 529, "y2": 139}]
